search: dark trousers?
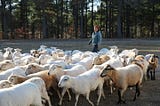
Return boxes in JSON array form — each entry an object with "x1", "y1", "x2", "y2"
[{"x1": 92, "y1": 44, "x2": 98, "y2": 52}]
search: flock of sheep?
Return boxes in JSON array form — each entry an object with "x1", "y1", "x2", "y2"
[{"x1": 0, "y1": 45, "x2": 159, "y2": 106}]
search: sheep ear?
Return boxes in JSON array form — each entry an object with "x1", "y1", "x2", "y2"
[
  {"x1": 55, "y1": 64, "x2": 62, "y2": 68},
  {"x1": 63, "y1": 76, "x2": 69, "y2": 81},
  {"x1": 106, "y1": 65, "x2": 114, "y2": 70},
  {"x1": 155, "y1": 55, "x2": 159, "y2": 59}
]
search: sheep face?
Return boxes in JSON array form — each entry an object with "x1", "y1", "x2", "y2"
[
  {"x1": 8, "y1": 75, "x2": 19, "y2": 85},
  {"x1": 92, "y1": 56, "x2": 101, "y2": 65},
  {"x1": 0, "y1": 60, "x2": 14, "y2": 71},
  {"x1": 58, "y1": 75, "x2": 70, "y2": 88},
  {"x1": 100, "y1": 65, "x2": 115, "y2": 77},
  {"x1": 25, "y1": 64, "x2": 40, "y2": 75},
  {"x1": 48, "y1": 64, "x2": 62, "y2": 75},
  {"x1": 0, "y1": 80, "x2": 12, "y2": 89}
]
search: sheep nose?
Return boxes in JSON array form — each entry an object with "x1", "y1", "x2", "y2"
[
  {"x1": 100, "y1": 73, "x2": 106, "y2": 77},
  {"x1": 58, "y1": 83, "x2": 61, "y2": 87}
]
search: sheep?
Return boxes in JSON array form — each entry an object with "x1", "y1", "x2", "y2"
[
  {"x1": 3, "y1": 47, "x2": 13, "y2": 60},
  {"x1": 0, "y1": 80, "x2": 12, "y2": 89},
  {"x1": 58, "y1": 67, "x2": 105, "y2": 106},
  {"x1": 119, "y1": 48, "x2": 139, "y2": 65},
  {"x1": 133, "y1": 55, "x2": 149, "y2": 81},
  {"x1": 12, "y1": 48, "x2": 22, "y2": 60},
  {"x1": 0, "y1": 60, "x2": 15, "y2": 72},
  {"x1": 0, "y1": 50, "x2": 4, "y2": 62},
  {"x1": 92, "y1": 54, "x2": 110, "y2": 65},
  {"x1": 48, "y1": 64, "x2": 88, "y2": 104},
  {"x1": 0, "y1": 80, "x2": 43, "y2": 106},
  {"x1": 8, "y1": 70, "x2": 61, "y2": 99},
  {"x1": 25, "y1": 63, "x2": 50, "y2": 75},
  {"x1": 145, "y1": 54, "x2": 159, "y2": 80},
  {"x1": 75, "y1": 56, "x2": 94, "y2": 70},
  {"x1": 13, "y1": 55, "x2": 37, "y2": 66},
  {"x1": 24, "y1": 77, "x2": 52, "y2": 106},
  {"x1": 93, "y1": 55, "x2": 124, "y2": 94},
  {"x1": 38, "y1": 54, "x2": 53, "y2": 64},
  {"x1": 0, "y1": 66, "x2": 26, "y2": 80},
  {"x1": 100, "y1": 64, "x2": 143, "y2": 104},
  {"x1": 48, "y1": 64, "x2": 87, "y2": 81}
]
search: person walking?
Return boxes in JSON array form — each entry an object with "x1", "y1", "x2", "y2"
[{"x1": 88, "y1": 25, "x2": 102, "y2": 52}]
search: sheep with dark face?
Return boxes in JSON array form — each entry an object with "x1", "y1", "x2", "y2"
[
  {"x1": 145, "y1": 54, "x2": 159, "y2": 80},
  {"x1": 100, "y1": 64, "x2": 143, "y2": 104}
]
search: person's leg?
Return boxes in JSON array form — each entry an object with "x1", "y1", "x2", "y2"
[{"x1": 92, "y1": 44, "x2": 98, "y2": 52}]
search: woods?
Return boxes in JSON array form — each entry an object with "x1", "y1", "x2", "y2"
[{"x1": 0, "y1": 0, "x2": 160, "y2": 39}]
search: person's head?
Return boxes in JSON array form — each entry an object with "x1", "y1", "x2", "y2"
[{"x1": 94, "y1": 25, "x2": 99, "y2": 32}]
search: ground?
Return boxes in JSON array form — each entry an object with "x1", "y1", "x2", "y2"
[{"x1": 0, "y1": 38, "x2": 160, "y2": 106}]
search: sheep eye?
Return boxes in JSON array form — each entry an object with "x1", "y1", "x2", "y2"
[
  {"x1": 63, "y1": 78, "x2": 68, "y2": 81},
  {"x1": 2, "y1": 84, "x2": 5, "y2": 87}
]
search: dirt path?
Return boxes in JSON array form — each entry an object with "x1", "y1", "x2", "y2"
[{"x1": 0, "y1": 38, "x2": 160, "y2": 106}]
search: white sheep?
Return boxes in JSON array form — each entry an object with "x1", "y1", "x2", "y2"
[
  {"x1": 48, "y1": 64, "x2": 87, "y2": 80},
  {"x1": 0, "y1": 66, "x2": 26, "y2": 80},
  {"x1": 48, "y1": 64, "x2": 88, "y2": 104},
  {"x1": 8, "y1": 70, "x2": 61, "y2": 100},
  {"x1": 24, "y1": 77, "x2": 52, "y2": 106},
  {"x1": 0, "y1": 50, "x2": 4, "y2": 62},
  {"x1": 3, "y1": 47, "x2": 13, "y2": 60},
  {"x1": 13, "y1": 55, "x2": 37, "y2": 66},
  {"x1": 0, "y1": 80, "x2": 43, "y2": 106},
  {"x1": 75, "y1": 56, "x2": 94, "y2": 70},
  {"x1": 100, "y1": 64, "x2": 143, "y2": 104},
  {"x1": 58, "y1": 67, "x2": 105, "y2": 106}
]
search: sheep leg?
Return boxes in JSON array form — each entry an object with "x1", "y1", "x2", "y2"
[
  {"x1": 147, "y1": 69, "x2": 150, "y2": 79},
  {"x1": 67, "y1": 89, "x2": 71, "y2": 101},
  {"x1": 56, "y1": 89, "x2": 62, "y2": 99},
  {"x1": 153, "y1": 69, "x2": 156, "y2": 80},
  {"x1": 41, "y1": 89, "x2": 52, "y2": 106},
  {"x1": 150, "y1": 71, "x2": 153, "y2": 80},
  {"x1": 58, "y1": 88, "x2": 67, "y2": 105},
  {"x1": 86, "y1": 93, "x2": 94, "y2": 106},
  {"x1": 133, "y1": 84, "x2": 140, "y2": 101},
  {"x1": 97, "y1": 86, "x2": 102, "y2": 106},
  {"x1": 108, "y1": 80, "x2": 113, "y2": 95},
  {"x1": 117, "y1": 89, "x2": 126, "y2": 104},
  {"x1": 75, "y1": 94, "x2": 80, "y2": 106}
]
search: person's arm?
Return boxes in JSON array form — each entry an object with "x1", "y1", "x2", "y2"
[{"x1": 88, "y1": 38, "x2": 92, "y2": 45}]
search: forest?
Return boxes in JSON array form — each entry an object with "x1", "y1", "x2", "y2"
[{"x1": 0, "y1": 0, "x2": 160, "y2": 39}]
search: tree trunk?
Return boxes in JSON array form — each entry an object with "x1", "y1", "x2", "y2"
[
  {"x1": 80, "y1": 1, "x2": 84, "y2": 38},
  {"x1": 126, "y1": 4, "x2": 130, "y2": 38},
  {"x1": 151, "y1": 1, "x2": 155, "y2": 37},
  {"x1": 1, "y1": 0, "x2": 8, "y2": 39},
  {"x1": 117, "y1": 0, "x2": 122, "y2": 38},
  {"x1": 60, "y1": 0, "x2": 64, "y2": 38},
  {"x1": 91, "y1": 0, "x2": 94, "y2": 33}
]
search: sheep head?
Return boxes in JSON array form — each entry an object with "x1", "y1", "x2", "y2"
[
  {"x1": 100, "y1": 65, "x2": 115, "y2": 77},
  {"x1": 0, "y1": 80, "x2": 12, "y2": 89},
  {"x1": 48, "y1": 64, "x2": 62, "y2": 75},
  {"x1": 58, "y1": 75, "x2": 70, "y2": 88},
  {"x1": 0, "y1": 60, "x2": 15, "y2": 71},
  {"x1": 8, "y1": 74, "x2": 25, "y2": 85},
  {"x1": 25, "y1": 63, "x2": 42, "y2": 75},
  {"x1": 92, "y1": 55, "x2": 101, "y2": 65}
]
